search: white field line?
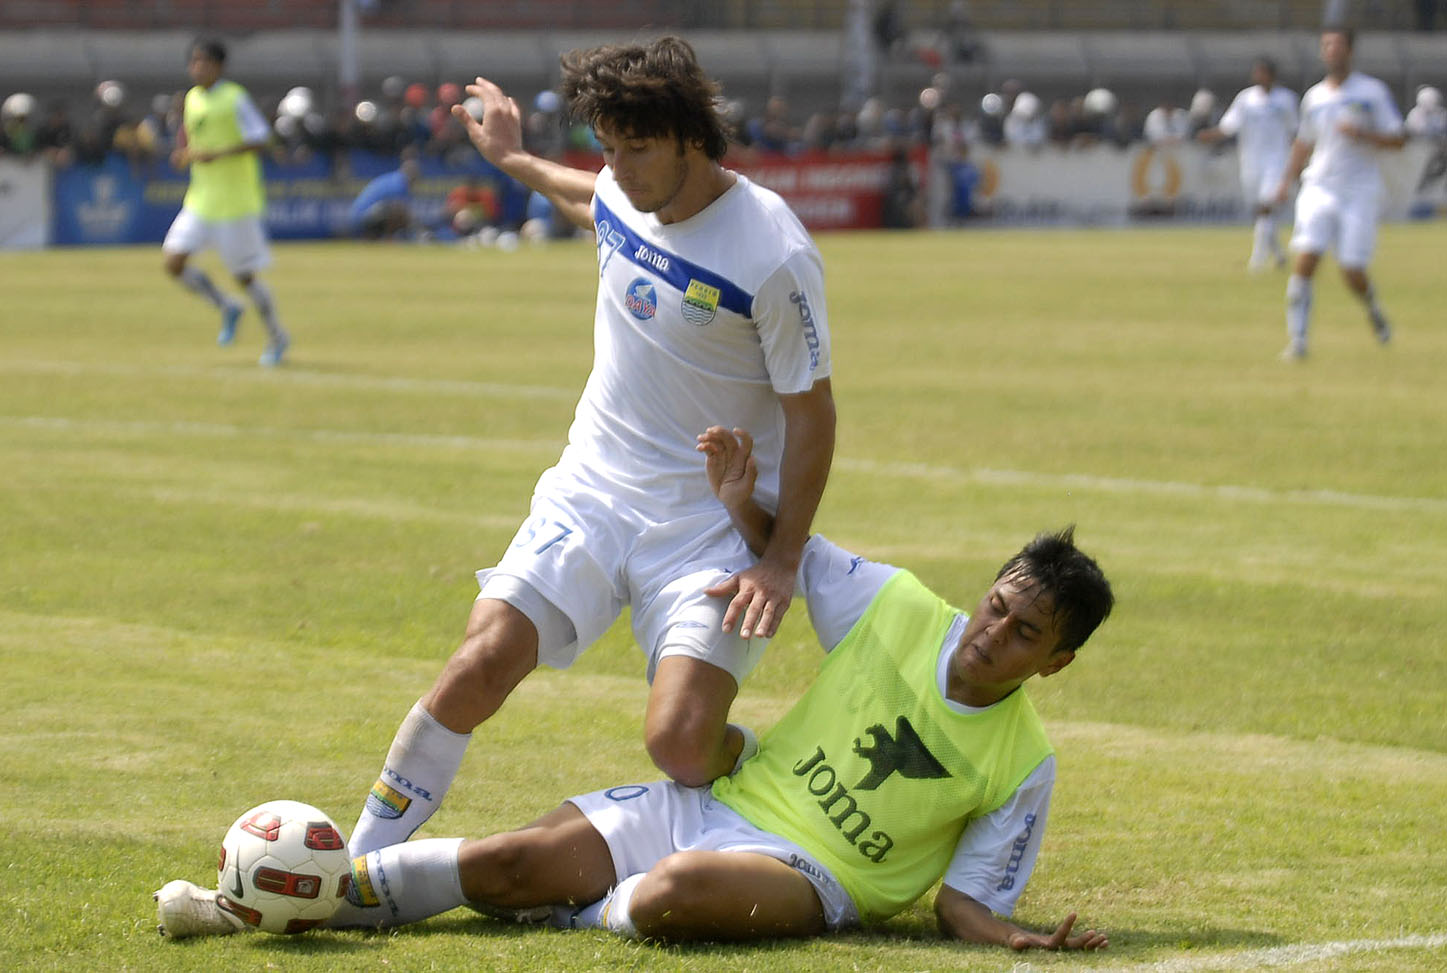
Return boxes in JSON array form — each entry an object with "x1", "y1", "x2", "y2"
[
  {"x1": 1091, "y1": 932, "x2": 1447, "y2": 972},
  {"x1": 5, "y1": 413, "x2": 1445, "y2": 517},
  {"x1": 0, "y1": 359, "x2": 579, "y2": 400},
  {"x1": 835, "y1": 458, "x2": 1447, "y2": 516},
  {"x1": 2, "y1": 415, "x2": 562, "y2": 454}
]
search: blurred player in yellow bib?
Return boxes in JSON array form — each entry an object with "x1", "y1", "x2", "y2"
[{"x1": 163, "y1": 38, "x2": 290, "y2": 366}]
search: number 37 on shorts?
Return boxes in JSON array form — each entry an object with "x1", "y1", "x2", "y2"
[{"x1": 510, "y1": 515, "x2": 577, "y2": 556}]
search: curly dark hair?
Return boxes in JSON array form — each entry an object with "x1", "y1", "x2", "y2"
[{"x1": 559, "y1": 36, "x2": 731, "y2": 160}]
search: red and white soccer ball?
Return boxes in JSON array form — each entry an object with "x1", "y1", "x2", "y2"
[{"x1": 216, "y1": 800, "x2": 352, "y2": 934}]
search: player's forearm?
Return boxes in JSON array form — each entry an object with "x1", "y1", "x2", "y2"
[
  {"x1": 762, "y1": 388, "x2": 835, "y2": 571},
  {"x1": 493, "y1": 152, "x2": 597, "y2": 229},
  {"x1": 935, "y1": 891, "x2": 1023, "y2": 947},
  {"x1": 723, "y1": 497, "x2": 774, "y2": 559},
  {"x1": 1281, "y1": 140, "x2": 1312, "y2": 186}
]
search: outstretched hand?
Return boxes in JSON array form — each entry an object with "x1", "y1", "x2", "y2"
[
  {"x1": 452, "y1": 77, "x2": 525, "y2": 167},
  {"x1": 1006, "y1": 913, "x2": 1109, "y2": 952},
  {"x1": 704, "y1": 558, "x2": 795, "y2": 641}
]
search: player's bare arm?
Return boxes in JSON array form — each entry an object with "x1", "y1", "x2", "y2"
[
  {"x1": 454, "y1": 77, "x2": 598, "y2": 230},
  {"x1": 934, "y1": 885, "x2": 1108, "y2": 952},
  {"x1": 188, "y1": 137, "x2": 268, "y2": 165},
  {"x1": 705, "y1": 380, "x2": 834, "y2": 640},
  {"x1": 1337, "y1": 120, "x2": 1407, "y2": 149},
  {"x1": 698, "y1": 425, "x2": 770, "y2": 553},
  {"x1": 1274, "y1": 138, "x2": 1314, "y2": 203}
]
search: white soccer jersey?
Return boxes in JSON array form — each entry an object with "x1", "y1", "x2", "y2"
[
  {"x1": 1218, "y1": 83, "x2": 1298, "y2": 176},
  {"x1": 558, "y1": 168, "x2": 830, "y2": 519},
  {"x1": 1298, "y1": 72, "x2": 1404, "y2": 197},
  {"x1": 797, "y1": 534, "x2": 1055, "y2": 916}
]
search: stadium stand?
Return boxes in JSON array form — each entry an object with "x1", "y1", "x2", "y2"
[{"x1": 1, "y1": 1, "x2": 1444, "y2": 126}]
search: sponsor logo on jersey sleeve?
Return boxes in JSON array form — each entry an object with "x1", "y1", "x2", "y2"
[{"x1": 790, "y1": 290, "x2": 822, "y2": 368}]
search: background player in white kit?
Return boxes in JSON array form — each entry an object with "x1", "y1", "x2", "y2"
[
  {"x1": 1197, "y1": 57, "x2": 1297, "y2": 271},
  {"x1": 1273, "y1": 27, "x2": 1406, "y2": 360},
  {"x1": 346, "y1": 38, "x2": 837, "y2": 858}
]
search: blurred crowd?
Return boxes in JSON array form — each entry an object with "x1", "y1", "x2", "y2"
[
  {"x1": 4, "y1": 66, "x2": 1444, "y2": 231},
  {"x1": 6, "y1": 70, "x2": 1445, "y2": 173},
  {"x1": 0, "y1": 76, "x2": 584, "y2": 170}
]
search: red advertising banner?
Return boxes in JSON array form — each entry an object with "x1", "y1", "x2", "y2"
[{"x1": 562, "y1": 146, "x2": 930, "y2": 231}]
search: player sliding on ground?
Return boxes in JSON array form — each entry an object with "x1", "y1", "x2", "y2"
[{"x1": 157, "y1": 426, "x2": 1112, "y2": 952}]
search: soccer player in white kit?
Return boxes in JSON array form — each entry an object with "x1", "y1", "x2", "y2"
[
  {"x1": 1198, "y1": 57, "x2": 1298, "y2": 270},
  {"x1": 345, "y1": 38, "x2": 837, "y2": 858},
  {"x1": 1274, "y1": 27, "x2": 1406, "y2": 360}
]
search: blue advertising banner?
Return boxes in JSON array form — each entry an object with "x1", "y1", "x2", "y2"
[{"x1": 51, "y1": 152, "x2": 530, "y2": 245}]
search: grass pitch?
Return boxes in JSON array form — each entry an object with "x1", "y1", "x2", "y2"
[{"x1": 2, "y1": 224, "x2": 1444, "y2": 972}]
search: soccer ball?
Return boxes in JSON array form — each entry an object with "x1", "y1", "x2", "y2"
[{"x1": 216, "y1": 800, "x2": 352, "y2": 934}]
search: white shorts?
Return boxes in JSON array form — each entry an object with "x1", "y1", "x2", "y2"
[
  {"x1": 162, "y1": 208, "x2": 272, "y2": 275},
  {"x1": 1290, "y1": 183, "x2": 1380, "y2": 268},
  {"x1": 476, "y1": 465, "x2": 766, "y2": 684},
  {"x1": 569, "y1": 779, "x2": 860, "y2": 931},
  {"x1": 1240, "y1": 157, "x2": 1288, "y2": 208}
]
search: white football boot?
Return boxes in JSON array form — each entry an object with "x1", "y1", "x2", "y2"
[{"x1": 153, "y1": 880, "x2": 245, "y2": 939}]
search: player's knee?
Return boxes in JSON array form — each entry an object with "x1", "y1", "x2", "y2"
[
  {"x1": 163, "y1": 254, "x2": 185, "y2": 276},
  {"x1": 644, "y1": 722, "x2": 719, "y2": 787},
  {"x1": 1340, "y1": 267, "x2": 1368, "y2": 289},
  {"x1": 630, "y1": 854, "x2": 710, "y2": 935},
  {"x1": 457, "y1": 835, "x2": 533, "y2": 903},
  {"x1": 426, "y1": 606, "x2": 538, "y2": 728}
]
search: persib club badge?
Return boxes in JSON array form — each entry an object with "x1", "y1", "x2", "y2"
[
  {"x1": 681, "y1": 278, "x2": 720, "y2": 326},
  {"x1": 625, "y1": 278, "x2": 658, "y2": 320}
]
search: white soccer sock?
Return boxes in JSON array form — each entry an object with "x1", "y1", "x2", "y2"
[
  {"x1": 730, "y1": 722, "x2": 759, "y2": 774},
  {"x1": 1251, "y1": 216, "x2": 1272, "y2": 264},
  {"x1": 1285, "y1": 274, "x2": 1312, "y2": 345},
  {"x1": 349, "y1": 702, "x2": 471, "y2": 857},
  {"x1": 327, "y1": 837, "x2": 467, "y2": 929},
  {"x1": 579, "y1": 873, "x2": 644, "y2": 938},
  {"x1": 1263, "y1": 212, "x2": 1284, "y2": 258},
  {"x1": 178, "y1": 264, "x2": 234, "y2": 310},
  {"x1": 243, "y1": 278, "x2": 285, "y2": 341}
]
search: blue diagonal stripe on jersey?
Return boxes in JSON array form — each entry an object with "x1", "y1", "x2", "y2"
[{"x1": 594, "y1": 197, "x2": 754, "y2": 317}]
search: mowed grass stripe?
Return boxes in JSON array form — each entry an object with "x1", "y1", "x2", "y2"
[
  {"x1": 0, "y1": 358, "x2": 579, "y2": 400},
  {"x1": 7, "y1": 413, "x2": 1444, "y2": 516}
]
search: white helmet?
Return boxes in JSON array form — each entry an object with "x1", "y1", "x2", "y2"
[
  {"x1": 1418, "y1": 86, "x2": 1443, "y2": 110},
  {"x1": 1011, "y1": 91, "x2": 1041, "y2": 119},
  {"x1": 1189, "y1": 88, "x2": 1216, "y2": 117},
  {"x1": 980, "y1": 92, "x2": 1004, "y2": 116}
]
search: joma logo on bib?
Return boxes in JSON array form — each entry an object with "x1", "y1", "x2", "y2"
[{"x1": 791, "y1": 717, "x2": 952, "y2": 864}]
